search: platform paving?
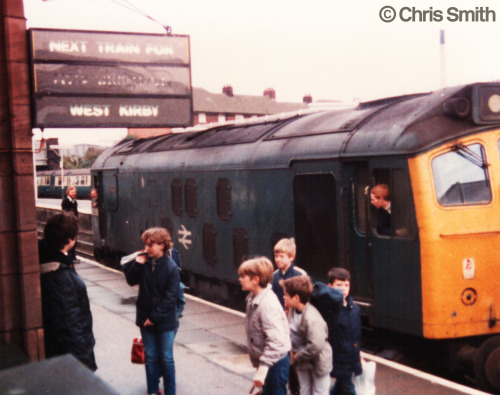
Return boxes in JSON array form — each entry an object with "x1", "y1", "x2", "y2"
[{"x1": 20, "y1": 256, "x2": 489, "y2": 395}]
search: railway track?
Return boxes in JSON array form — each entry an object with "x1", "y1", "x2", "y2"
[{"x1": 36, "y1": 206, "x2": 94, "y2": 259}]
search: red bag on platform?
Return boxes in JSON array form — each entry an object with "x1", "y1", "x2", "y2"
[{"x1": 131, "y1": 337, "x2": 145, "y2": 364}]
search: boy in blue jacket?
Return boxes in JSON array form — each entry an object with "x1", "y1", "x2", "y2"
[{"x1": 327, "y1": 267, "x2": 362, "y2": 395}]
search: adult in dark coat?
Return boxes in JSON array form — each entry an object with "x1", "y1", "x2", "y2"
[
  {"x1": 61, "y1": 186, "x2": 79, "y2": 262},
  {"x1": 123, "y1": 227, "x2": 180, "y2": 395},
  {"x1": 38, "y1": 212, "x2": 97, "y2": 371},
  {"x1": 61, "y1": 186, "x2": 79, "y2": 217}
]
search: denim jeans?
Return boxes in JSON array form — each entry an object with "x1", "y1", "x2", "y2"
[
  {"x1": 262, "y1": 354, "x2": 289, "y2": 395},
  {"x1": 141, "y1": 327, "x2": 176, "y2": 395},
  {"x1": 330, "y1": 376, "x2": 356, "y2": 395}
]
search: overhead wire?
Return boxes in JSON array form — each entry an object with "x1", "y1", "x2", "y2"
[{"x1": 106, "y1": 0, "x2": 172, "y2": 34}]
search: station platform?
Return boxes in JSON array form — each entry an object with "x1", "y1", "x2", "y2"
[
  {"x1": 71, "y1": 257, "x2": 489, "y2": 395},
  {"x1": 36, "y1": 197, "x2": 91, "y2": 214}
]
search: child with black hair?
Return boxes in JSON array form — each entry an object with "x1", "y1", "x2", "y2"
[{"x1": 327, "y1": 267, "x2": 362, "y2": 395}]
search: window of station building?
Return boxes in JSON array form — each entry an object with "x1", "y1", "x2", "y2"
[
  {"x1": 185, "y1": 179, "x2": 198, "y2": 218},
  {"x1": 217, "y1": 178, "x2": 232, "y2": 221},
  {"x1": 233, "y1": 228, "x2": 249, "y2": 266},
  {"x1": 203, "y1": 223, "x2": 217, "y2": 265},
  {"x1": 198, "y1": 113, "x2": 207, "y2": 124},
  {"x1": 171, "y1": 179, "x2": 183, "y2": 216},
  {"x1": 371, "y1": 168, "x2": 415, "y2": 238},
  {"x1": 432, "y1": 143, "x2": 491, "y2": 206}
]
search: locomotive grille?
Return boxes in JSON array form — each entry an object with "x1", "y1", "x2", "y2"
[
  {"x1": 233, "y1": 228, "x2": 249, "y2": 266},
  {"x1": 203, "y1": 223, "x2": 217, "y2": 265},
  {"x1": 185, "y1": 178, "x2": 198, "y2": 218},
  {"x1": 171, "y1": 179, "x2": 183, "y2": 216},
  {"x1": 216, "y1": 178, "x2": 232, "y2": 221}
]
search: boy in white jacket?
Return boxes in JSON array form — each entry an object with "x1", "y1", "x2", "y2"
[{"x1": 238, "y1": 257, "x2": 291, "y2": 395}]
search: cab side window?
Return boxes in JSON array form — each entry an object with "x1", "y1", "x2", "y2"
[{"x1": 371, "y1": 168, "x2": 415, "y2": 238}]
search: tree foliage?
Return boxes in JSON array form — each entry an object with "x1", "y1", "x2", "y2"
[{"x1": 62, "y1": 146, "x2": 105, "y2": 169}]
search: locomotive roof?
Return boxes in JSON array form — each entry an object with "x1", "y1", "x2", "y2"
[{"x1": 93, "y1": 83, "x2": 499, "y2": 171}]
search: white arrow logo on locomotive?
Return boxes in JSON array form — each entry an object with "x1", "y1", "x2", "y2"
[{"x1": 178, "y1": 225, "x2": 192, "y2": 250}]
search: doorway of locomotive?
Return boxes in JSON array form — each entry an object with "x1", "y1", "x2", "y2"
[
  {"x1": 340, "y1": 162, "x2": 420, "y2": 325},
  {"x1": 292, "y1": 170, "x2": 338, "y2": 281},
  {"x1": 290, "y1": 161, "x2": 375, "y2": 301},
  {"x1": 91, "y1": 170, "x2": 117, "y2": 262},
  {"x1": 339, "y1": 163, "x2": 373, "y2": 305}
]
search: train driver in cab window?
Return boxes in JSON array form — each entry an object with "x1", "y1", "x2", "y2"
[{"x1": 370, "y1": 184, "x2": 391, "y2": 236}]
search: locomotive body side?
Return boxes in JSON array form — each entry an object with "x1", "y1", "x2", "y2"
[{"x1": 91, "y1": 82, "x2": 500, "y2": 391}]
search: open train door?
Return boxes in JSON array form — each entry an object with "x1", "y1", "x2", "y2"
[
  {"x1": 292, "y1": 162, "x2": 338, "y2": 281},
  {"x1": 339, "y1": 162, "x2": 374, "y2": 306}
]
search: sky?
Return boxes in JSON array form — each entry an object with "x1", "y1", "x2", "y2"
[{"x1": 23, "y1": 0, "x2": 500, "y2": 146}]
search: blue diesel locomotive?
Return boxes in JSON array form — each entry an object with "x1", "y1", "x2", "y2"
[{"x1": 91, "y1": 82, "x2": 500, "y2": 392}]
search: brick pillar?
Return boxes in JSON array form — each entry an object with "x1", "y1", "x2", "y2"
[{"x1": 0, "y1": 0, "x2": 44, "y2": 363}]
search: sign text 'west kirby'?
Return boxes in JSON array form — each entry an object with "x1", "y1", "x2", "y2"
[{"x1": 69, "y1": 104, "x2": 160, "y2": 117}]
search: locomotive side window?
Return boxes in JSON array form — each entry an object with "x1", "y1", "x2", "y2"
[
  {"x1": 371, "y1": 168, "x2": 415, "y2": 238},
  {"x1": 171, "y1": 179, "x2": 183, "y2": 216},
  {"x1": 355, "y1": 168, "x2": 370, "y2": 234},
  {"x1": 432, "y1": 143, "x2": 491, "y2": 206},
  {"x1": 185, "y1": 179, "x2": 198, "y2": 218},
  {"x1": 102, "y1": 172, "x2": 118, "y2": 211},
  {"x1": 391, "y1": 169, "x2": 415, "y2": 237},
  {"x1": 217, "y1": 178, "x2": 232, "y2": 221}
]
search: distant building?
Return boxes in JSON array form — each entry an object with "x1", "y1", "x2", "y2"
[
  {"x1": 193, "y1": 86, "x2": 307, "y2": 124},
  {"x1": 33, "y1": 138, "x2": 60, "y2": 170},
  {"x1": 33, "y1": 139, "x2": 105, "y2": 171}
]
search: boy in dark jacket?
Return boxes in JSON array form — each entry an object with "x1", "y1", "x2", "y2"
[
  {"x1": 327, "y1": 267, "x2": 362, "y2": 395},
  {"x1": 39, "y1": 212, "x2": 97, "y2": 371},
  {"x1": 271, "y1": 237, "x2": 306, "y2": 308}
]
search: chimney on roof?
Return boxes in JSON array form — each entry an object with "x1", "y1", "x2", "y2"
[
  {"x1": 222, "y1": 85, "x2": 234, "y2": 97},
  {"x1": 303, "y1": 94, "x2": 313, "y2": 104},
  {"x1": 263, "y1": 88, "x2": 276, "y2": 100}
]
